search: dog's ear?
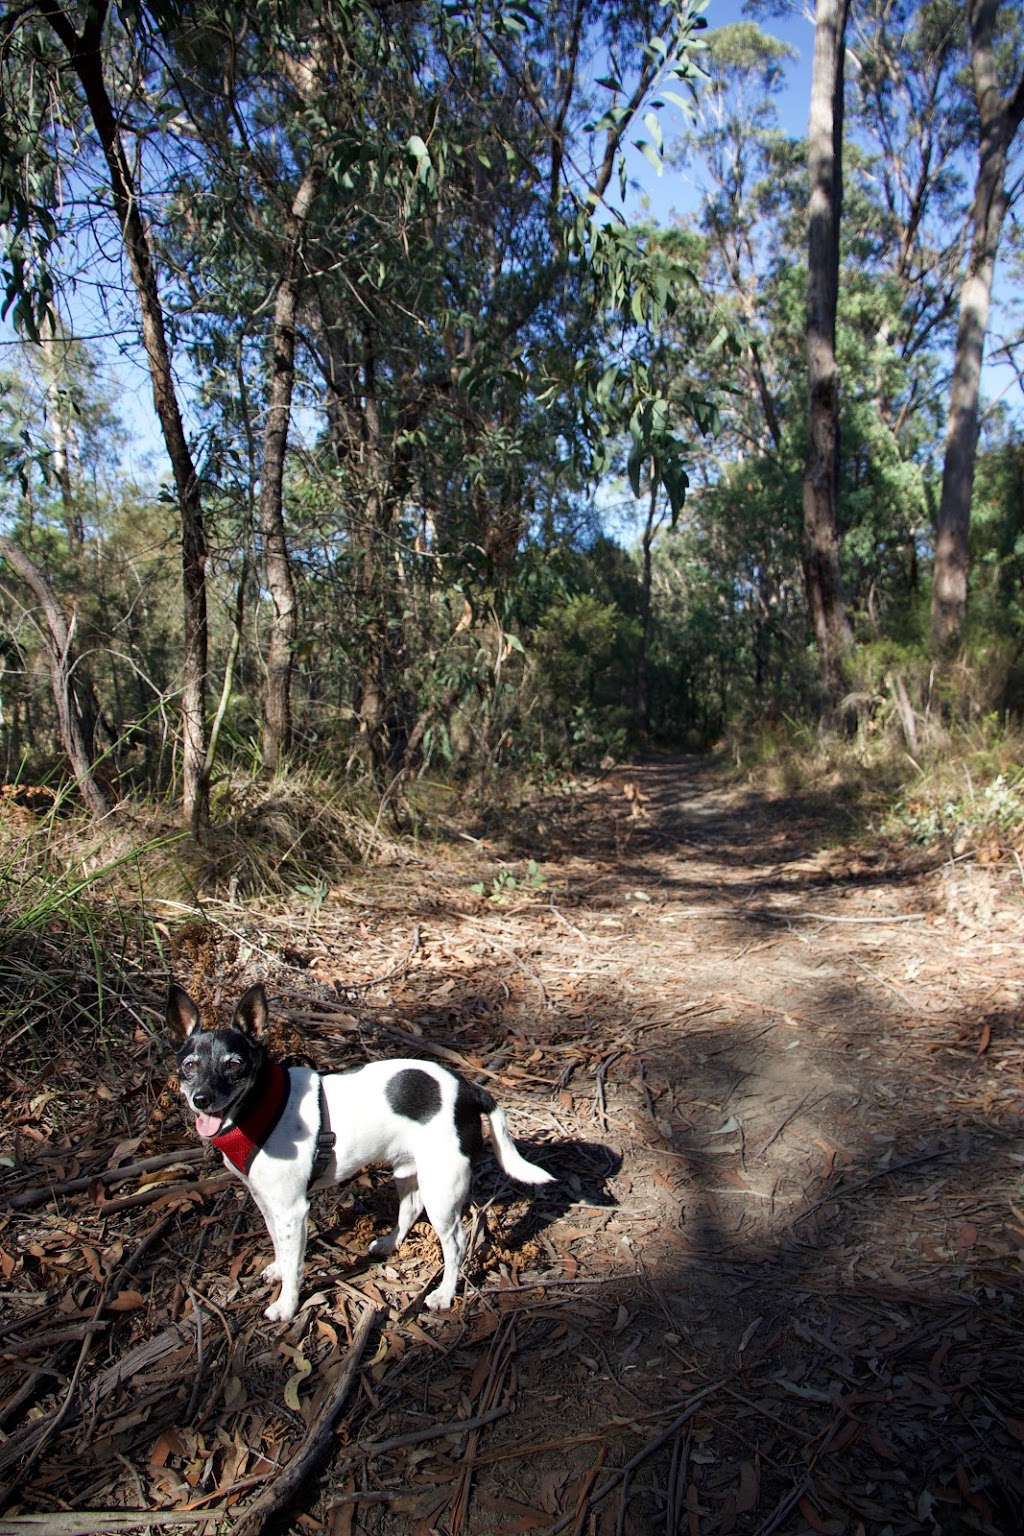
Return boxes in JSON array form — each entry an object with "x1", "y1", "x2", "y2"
[
  {"x1": 232, "y1": 983, "x2": 270, "y2": 1039},
  {"x1": 167, "y1": 982, "x2": 202, "y2": 1038}
]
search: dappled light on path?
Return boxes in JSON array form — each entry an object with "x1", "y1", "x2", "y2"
[{"x1": 2, "y1": 759, "x2": 1023, "y2": 1532}]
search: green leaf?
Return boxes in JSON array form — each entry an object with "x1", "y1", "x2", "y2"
[
  {"x1": 596, "y1": 363, "x2": 619, "y2": 404},
  {"x1": 627, "y1": 438, "x2": 644, "y2": 498},
  {"x1": 643, "y1": 112, "x2": 664, "y2": 152},
  {"x1": 659, "y1": 88, "x2": 694, "y2": 113},
  {"x1": 635, "y1": 138, "x2": 663, "y2": 174}
]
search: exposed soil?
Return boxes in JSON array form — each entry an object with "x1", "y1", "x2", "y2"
[{"x1": 2, "y1": 758, "x2": 1024, "y2": 1536}]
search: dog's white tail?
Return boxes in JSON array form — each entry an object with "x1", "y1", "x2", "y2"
[{"x1": 487, "y1": 1105, "x2": 555, "y2": 1185}]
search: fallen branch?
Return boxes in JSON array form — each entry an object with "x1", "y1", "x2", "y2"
[
  {"x1": 228, "y1": 1302, "x2": 380, "y2": 1536},
  {"x1": 98, "y1": 1173, "x2": 232, "y2": 1215},
  {"x1": 0, "y1": 1514, "x2": 214, "y2": 1536},
  {"x1": 3, "y1": 1150, "x2": 207, "y2": 1211}
]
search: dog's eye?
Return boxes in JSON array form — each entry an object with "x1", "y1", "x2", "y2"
[
  {"x1": 180, "y1": 1056, "x2": 196, "y2": 1078},
  {"x1": 224, "y1": 1057, "x2": 243, "y2": 1075}
]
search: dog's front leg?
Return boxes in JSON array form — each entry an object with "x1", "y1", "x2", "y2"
[
  {"x1": 262, "y1": 1197, "x2": 309, "y2": 1322},
  {"x1": 248, "y1": 1185, "x2": 284, "y2": 1286},
  {"x1": 247, "y1": 1180, "x2": 308, "y2": 1322}
]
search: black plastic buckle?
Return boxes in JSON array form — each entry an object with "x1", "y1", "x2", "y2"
[{"x1": 308, "y1": 1079, "x2": 336, "y2": 1188}]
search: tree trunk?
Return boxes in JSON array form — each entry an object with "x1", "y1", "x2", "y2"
[
  {"x1": 636, "y1": 478, "x2": 662, "y2": 737},
  {"x1": 260, "y1": 160, "x2": 321, "y2": 771},
  {"x1": 0, "y1": 537, "x2": 113, "y2": 819},
  {"x1": 39, "y1": 327, "x2": 83, "y2": 548},
  {"x1": 353, "y1": 337, "x2": 396, "y2": 780},
  {"x1": 930, "y1": 0, "x2": 1024, "y2": 656},
  {"x1": 802, "y1": 0, "x2": 853, "y2": 721},
  {"x1": 40, "y1": 0, "x2": 210, "y2": 832}
]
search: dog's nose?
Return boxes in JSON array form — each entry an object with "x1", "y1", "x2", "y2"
[{"x1": 193, "y1": 1092, "x2": 211, "y2": 1110}]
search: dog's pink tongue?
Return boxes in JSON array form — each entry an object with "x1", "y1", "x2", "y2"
[{"x1": 195, "y1": 1111, "x2": 224, "y2": 1138}]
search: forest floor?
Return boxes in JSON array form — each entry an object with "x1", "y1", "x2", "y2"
[{"x1": 2, "y1": 756, "x2": 1024, "y2": 1536}]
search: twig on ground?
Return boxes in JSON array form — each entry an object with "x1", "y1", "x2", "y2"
[
  {"x1": 331, "y1": 927, "x2": 421, "y2": 996},
  {"x1": 0, "y1": 1213, "x2": 178, "y2": 1496},
  {"x1": 751, "y1": 1093, "x2": 818, "y2": 1160},
  {"x1": 359, "y1": 1404, "x2": 511, "y2": 1458},
  {"x1": 545, "y1": 1381, "x2": 724, "y2": 1536},
  {"x1": 449, "y1": 1317, "x2": 517, "y2": 1536},
  {"x1": 792, "y1": 911, "x2": 930, "y2": 924},
  {"x1": 568, "y1": 1447, "x2": 606, "y2": 1536},
  {"x1": 547, "y1": 903, "x2": 593, "y2": 942},
  {"x1": 593, "y1": 1052, "x2": 622, "y2": 1133},
  {"x1": 792, "y1": 1146, "x2": 956, "y2": 1228},
  {"x1": 850, "y1": 955, "x2": 920, "y2": 1012}
]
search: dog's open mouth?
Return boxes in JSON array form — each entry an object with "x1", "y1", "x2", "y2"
[{"x1": 194, "y1": 1111, "x2": 225, "y2": 1138}]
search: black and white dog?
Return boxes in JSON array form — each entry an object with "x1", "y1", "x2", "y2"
[{"x1": 169, "y1": 982, "x2": 554, "y2": 1320}]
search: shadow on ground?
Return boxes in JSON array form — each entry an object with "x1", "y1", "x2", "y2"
[{"x1": 1, "y1": 757, "x2": 1022, "y2": 1535}]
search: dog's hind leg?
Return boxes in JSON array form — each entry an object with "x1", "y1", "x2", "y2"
[
  {"x1": 368, "y1": 1168, "x2": 423, "y2": 1258},
  {"x1": 420, "y1": 1160, "x2": 471, "y2": 1311}
]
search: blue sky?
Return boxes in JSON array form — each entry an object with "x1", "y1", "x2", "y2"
[{"x1": 620, "y1": 0, "x2": 816, "y2": 226}]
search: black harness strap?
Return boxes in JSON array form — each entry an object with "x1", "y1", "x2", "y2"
[{"x1": 309, "y1": 1077, "x2": 335, "y2": 1188}]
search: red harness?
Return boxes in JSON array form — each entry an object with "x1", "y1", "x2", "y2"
[{"x1": 212, "y1": 1061, "x2": 291, "y2": 1175}]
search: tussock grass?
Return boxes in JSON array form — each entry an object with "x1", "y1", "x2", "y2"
[
  {"x1": 724, "y1": 654, "x2": 1024, "y2": 857},
  {"x1": 0, "y1": 800, "x2": 161, "y2": 1079},
  {"x1": 0, "y1": 765, "x2": 404, "y2": 1087},
  {"x1": 200, "y1": 767, "x2": 405, "y2": 897}
]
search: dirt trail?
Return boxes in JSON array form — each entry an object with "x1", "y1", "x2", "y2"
[{"x1": 3, "y1": 759, "x2": 1024, "y2": 1534}]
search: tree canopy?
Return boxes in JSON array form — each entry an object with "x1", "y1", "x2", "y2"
[{"x1": 0, "y1": 0, "x2": 1022, "y2": 820}]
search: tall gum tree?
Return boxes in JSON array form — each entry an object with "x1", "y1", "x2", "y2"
[
  {"x1": 930, "y1": 0, "x2": 1024, "y2": 658},
  {"x1": 22, "y1": 0, "x2": 211, "y2": 831},
  {"x1": 296, "y1": 0, "x2": 712, "y2": 778},
  {"x1": 254, "y1": 32, "x2": 334, "y2": 773},
  {"x1": 677, "y1": 21, "x2": 798, "y2": 454},
  {"x1": 847, "y1": 1, "x2": 972, "y2": 441},
  {"x1": 802, "y1": 0, "x2": 853, "y2": 719}
]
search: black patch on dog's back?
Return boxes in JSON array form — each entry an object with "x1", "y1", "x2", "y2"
[
  {"x1": 387, "y1": 1068, "x2": 442, "y2": 1123},
  {"x1": 454, "y1": 1078, "x2": 495, "y2": 1160}
]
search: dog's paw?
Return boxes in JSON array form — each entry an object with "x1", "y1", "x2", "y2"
[
  {"x1": 264, "y1": 1296, "x2": 297, "y2": 1323},
  {"x1": 261, "y1": 1262, "x2": 282, "y2": 1285},
  {"x1": 424, "y1": 1287, "x2": 454, "y2": 1312},
  {"x1": 367, "y1": 1233, "x2": 397, "y2": 1259}
]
